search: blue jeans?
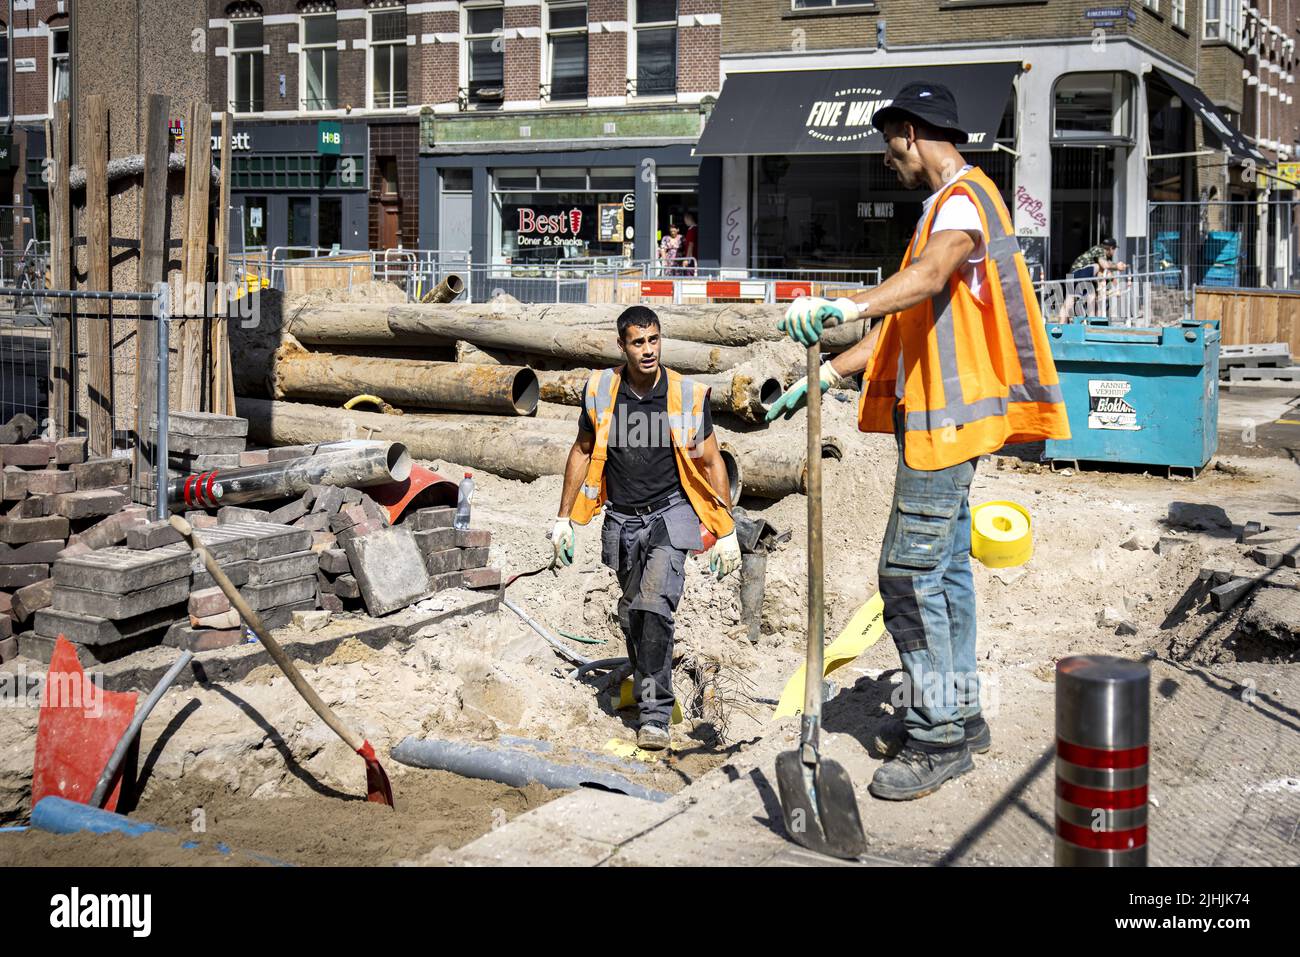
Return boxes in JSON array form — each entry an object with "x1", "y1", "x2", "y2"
[{"x1": 878, "y1": 410, "x2": 980, "y2": 749}]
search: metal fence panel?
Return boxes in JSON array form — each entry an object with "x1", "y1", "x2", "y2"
[{"x1": 1146, "y1": 199, "x2": 1298, "y2": 290}]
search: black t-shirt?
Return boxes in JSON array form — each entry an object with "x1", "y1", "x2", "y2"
[{"x1": 577, "y1": 370, "x2": 713, "y2": 507}]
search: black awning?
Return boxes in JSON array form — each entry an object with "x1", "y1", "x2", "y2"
[
  {"x1": 1150, "y1": 68, "x2": 1264, "y2": 163},
  {"x1": 697, "y1": 62, "x2": 1020, "y2": 156}
]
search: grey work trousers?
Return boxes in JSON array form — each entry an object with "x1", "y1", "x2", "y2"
[{"x1": 600, "y1": 497, "x2": 703, "y2": 729}]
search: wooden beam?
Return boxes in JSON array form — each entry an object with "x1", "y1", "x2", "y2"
[
  {"x1": 211, "y1": 110, "x2": 235, "y2": 414},
  {"x1": 133, "y1": 93, "x2": 170, "y2": 502},
  {"x1": 48, "y1": 101, "x2": 72, "y2": 439},
  {"x1": 178, "y1": 100, "x2": 212, "y2": 412},
  {"x1": 84, "y1": 94, "x2": 113, "y2": 456}
]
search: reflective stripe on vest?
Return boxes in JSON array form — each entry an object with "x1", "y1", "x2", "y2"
[{"x1": 901, "y1": 176, "x2": 1064, "y2": 436}]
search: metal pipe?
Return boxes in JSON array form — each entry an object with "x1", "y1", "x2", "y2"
[
  {"x1": 719, "y1": 432, "x2": 843, "y2": 500},
  {"x1": 272, "y1": 343, "x2": 539, "y2": 415},
  {"x1": 167, "y1": 441, "x2": 411, "y2": 511},
  {"x1": 535, "y1": 367, "x2": 784, "y2": 424},
  {"x1": 1054, "y1": 655, "x2": 1150, "y2": 867},
  {"x1": 89, "y1": 650, "x2": 194, "y2": 808},
  {"x1": 421, "y1": 273, "x2": 465, "y2": 303},
  {"x1": 503, "y1": 595, "x2": 590, "y2": 667},
  {"x1": 390, "y1": 736, "x2": 671, "y2": 803}
]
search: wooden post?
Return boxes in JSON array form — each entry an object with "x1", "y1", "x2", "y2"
[
  {"x1": 211, "y1": 110, "x2": 235, "y2": 414},
  {"x1": 133, "y1": 93, "x2": 170, "y2": 502},
  {"x1": 84, "y1": 94, "x2": 113, "y2": 456},
  {"x1": 47, "y1": 101, "x2": 72, "y2": 439},
  {"x1": 178, "y1": 100, "x2": 212, "y2": 412}
]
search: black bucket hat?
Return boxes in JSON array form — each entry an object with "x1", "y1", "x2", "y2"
[{"x1": 872, "y1": 81, "x2": 969, "y2": 144}]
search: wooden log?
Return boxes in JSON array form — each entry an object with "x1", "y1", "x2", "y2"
[
  {"x1": 237, "y1": 398, "x2": 571, "y2": 481},
  {"x1": 84, "y1": 94, "x2": 113, "y2": 456},
  {"x1": 48, "y1": 101, "x2": 73, "y2": 439},
  {"x1": 534, "y1": 366, "x2": 785, "y2": 423},
  {"x1": 716, "y1": 427, "x2": 843, "y2": 499},
  {"x1": 133, "y1": 93, "x2": 171, "y2": 504},
  {"x1": 285, "y1": 303, "x2": 753, "y2": 374},
  {"x1": 270, "y1": 341, "x2": 541, "y2": 415}
]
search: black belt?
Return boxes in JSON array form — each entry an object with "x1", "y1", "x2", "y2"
[{"x1": 607, "y1": 492, "x2": 685, "y2": 517}]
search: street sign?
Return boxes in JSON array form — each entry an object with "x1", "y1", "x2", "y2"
[{"x1": 318, "y1": 121, "x2": 342, "y2": 155}]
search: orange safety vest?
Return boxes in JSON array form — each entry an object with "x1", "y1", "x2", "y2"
[
  {"x1": 860, "y1": 167, "x2": 1070, "y2": 470},
  {"x1": 569, "y1": 366, "x2": 735, "y2": 539}
]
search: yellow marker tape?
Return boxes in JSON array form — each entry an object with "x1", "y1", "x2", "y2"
[
  {"x1": 612, "y1": 679, "x2": 684, "y2": 725},
  {"x1": 774, "y1": 592, "x2": 886, "y2": 719},
  {"x1": 604, "y1": 737, "x2": 673, "y2": 763},
  {"x1": 970, "y1": 500, "x2": 1033, "y2": 568},
  {"x1": 1277, "y1": 419, "x2": 1300, "y2": 426}
]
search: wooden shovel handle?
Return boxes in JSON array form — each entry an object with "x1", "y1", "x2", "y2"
[
  {"x1": 168, "y1": 515, "x2": 364, "y2": 753},
  {"x1": 802, "y1": 343, "x2": 825, "y2": 736}
]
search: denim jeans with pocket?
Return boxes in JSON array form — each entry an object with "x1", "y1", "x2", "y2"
[{"x1": 878, "y1": 410, "x2": 980, "y2": 749}]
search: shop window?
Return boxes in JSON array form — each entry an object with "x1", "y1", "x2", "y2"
[
  {"x1": 589, "y1": 168, "x2": 636, "y2": 190},
  {"x1": 370, "y1": 9, "x2": 408, "y2": 109},
  {"x1": 1146, "y1": 78, "x2": 1192, "y2": 202},
  {"x1": 491, "y1": 166, "x2": 648, "y2": 264},
  {"x1": 302, "y1": 14, "x2": 339, "y2": 111},
  {"x1": 632, "y1": 1, "x2": 677, "y2": 97},
  {"x1": 230, "y1": 19, "x2": 264, "y2": 113},
  {"x1": 288, "y1": 197, "x2": 313, "y2": 250},
  {"x1": 1053, "y1": 73, "x2": 1134, "y2": 142},
  {"x1": 466, "y1": 5, "x2": 505, "y2": 104},
  {"x1": 497, "y1": 168, "x2": 539, "y2": 189},
  {"x1": 655, "y1": 166, "x2": 699, "y2": 189},
  {"x1": 540, "y1": 167, "x2": 588, "y2": 190},
  {"x1": 50, "y1": 27, "x2": 69, "y2": 110},
  {"x1": 547, "y1": 2, "x2": 588, "y2": 101}
]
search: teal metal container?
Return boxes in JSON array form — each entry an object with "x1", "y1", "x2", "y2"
[{"x1": 1044, "y1": 319, "x2": 1220, "y2": 473}]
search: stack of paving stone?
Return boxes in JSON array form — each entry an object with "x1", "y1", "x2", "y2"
[
  {"x1": 22, "y1": 520, "x2": 320, "y2": 663},
  {"x1": 1, "y1": 413, "x2": 149, "y2": 661},
  {"x1": 153, "y1": 411, "x2": 249, "y2": 480}
]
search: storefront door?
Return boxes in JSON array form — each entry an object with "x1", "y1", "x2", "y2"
[{"x1": 1049, "y1": 145, "x2": 1116, "y2": 278}]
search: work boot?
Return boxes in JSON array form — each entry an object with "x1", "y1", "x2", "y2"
[
  {"x1": 637, "y1": 724, "x2": 670, "y2": 752},
  {"x1": 871, "y1": 716, "x2": 991, "y2": 759},
  {"x1": 867, "y1": 742, "x2": 974, "y2": 801}
]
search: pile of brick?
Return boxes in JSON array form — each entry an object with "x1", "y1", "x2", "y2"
[
  {"x1": 1198, "y1": 513, "x2": 1300, "y2": 645},
  {"x1": 2, "y1": 408, "x2": 505, "y2": 667},
  {"x1": 1, "y1": 414, "x2": 148, "y2": 662}
]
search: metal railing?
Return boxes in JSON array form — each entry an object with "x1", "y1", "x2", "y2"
[
  {"x1": 1146, "y1": 199, "x2": 1300, "y2": 291},
  {"x1": 0, "y1": 284, "x2": 174, "y2": 515},
  {"x1": 1034, "y1": 269, "x2": 1191, "y2": 327}
]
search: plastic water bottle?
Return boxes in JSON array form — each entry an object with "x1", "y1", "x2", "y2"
[{"x1": 454, "y1": 472, "x2": 475, "y2": 529}]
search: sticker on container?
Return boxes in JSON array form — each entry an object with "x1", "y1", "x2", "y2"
[{"x1": 1088, "y1": 379, "x2": 1139, "y2": 431}]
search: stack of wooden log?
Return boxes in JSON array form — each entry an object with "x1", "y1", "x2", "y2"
[{"x1": 234, "y1": 301, "x2": 858, "y2": 501}]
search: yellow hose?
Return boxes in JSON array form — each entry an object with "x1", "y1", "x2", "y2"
[{"x1": 343, "y1": 394, "x2": 403, "y2": 416}]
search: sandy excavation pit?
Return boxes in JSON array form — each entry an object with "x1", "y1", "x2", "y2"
[{"x1": 2, "y1": 388, "x2": 1298, "y2": 866}]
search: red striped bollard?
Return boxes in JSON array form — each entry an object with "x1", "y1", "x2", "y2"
[{"x1": 1055, "y1": 655, "x2": 1150, "y2": 866}]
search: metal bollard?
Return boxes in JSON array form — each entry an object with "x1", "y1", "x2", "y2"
[{"x1": 1055, "y1": 655, "x2": 1150, "y2": 866}]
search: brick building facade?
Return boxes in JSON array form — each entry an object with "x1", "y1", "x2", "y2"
[{"x1": 710, "y1": 0, "x2": 1293, "y2": 283}]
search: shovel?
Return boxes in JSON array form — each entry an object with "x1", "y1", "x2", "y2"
[
  {"x1": 169, "y1": 515, "x2": 395, "y2": 808},
  {"x1": 774, "y1": 344, "x2": 868, "y2": 860}
]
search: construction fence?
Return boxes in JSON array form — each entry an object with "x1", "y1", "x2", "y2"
[{"x1": 1145, "y1": 198, "x2": 1300, "y2": 291}]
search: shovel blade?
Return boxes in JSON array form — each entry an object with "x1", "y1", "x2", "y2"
[
  {"x1": 358, "y1": 741, "x2": 395, "y2": 808},
  {"x1": 775, "y1": 749, "x2": 868, "y2": 860}
]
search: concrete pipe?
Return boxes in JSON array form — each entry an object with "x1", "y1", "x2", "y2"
[{"x1": 272, "y1": 342, "x2": 540, "y2": 415}]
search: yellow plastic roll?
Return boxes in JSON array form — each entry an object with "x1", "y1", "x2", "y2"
[
  {"x1": 613, "y1": 678, "x2": 684, "y2": 725},
  {"x1": 970, "y1": 500, "x2": 1033, "y2": 568}
]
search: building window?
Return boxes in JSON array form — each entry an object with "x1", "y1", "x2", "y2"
[
  {"x1": 302, "y1": 14, "x2": 339, "y2": 111},
  {"x1": 229, "y1": 19, "x2": 264, "y2": 113},
  {"x1": 633, "y1": 0, "x2": 677, "y2": 97},
  {"x1": 51, "y1": 27, "x2": 70, "y2": 108},
  {"x1": 466, "y1": 4, "x2": 505, "y2": 104},
  {"x1": 1142, "y1": 0, "x2": 1159, "y2": 10},
  {"x1": 1204, "y1": 0, "x2": 1243, "y2": 46},
  {"x1": 0, "y1": 30, "x2": 9, "y2": 118},
  {"x1": 1171, "y1": 0, "x2": 1185, "y2": 28},
  {"x1": 370, "y1": 9, "x2": 408, "y2": 109},
  {"x1": 1053, "y1": 72, "x2": 1135, "y2": 142},
  {"x1": 792, "y1": 0, "x2": 874, "y2": 7},
  {"x1": 547, "y1": 2, "x2": 588, "y2": 101}
]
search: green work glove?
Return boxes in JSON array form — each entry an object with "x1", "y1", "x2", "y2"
[
  {"x1": 549, "y1": 517, "x2": 575, "y2": 567},
  {"x1": 777, "y1": 296, "x2": 861, "y2": 347},
  {"x1": 765, "y1": 361, "x2": 843, "y2": 422}
]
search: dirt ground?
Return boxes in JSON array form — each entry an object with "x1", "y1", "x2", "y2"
[{"x1": 1, "y1": 377, "x2": 1297, "y2": 866}]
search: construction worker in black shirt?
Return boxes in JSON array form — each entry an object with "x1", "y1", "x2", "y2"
[{"x1": 550, "y1": 306, "x2": 740, "y2": 751}]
